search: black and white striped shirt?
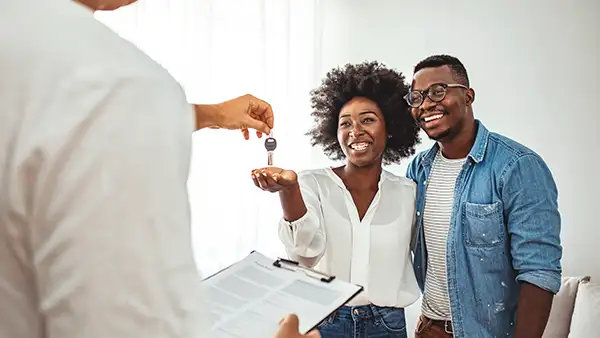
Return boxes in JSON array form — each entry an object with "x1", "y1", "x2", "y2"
[{"x1": 421, "y1": 151, "x2": 466, "y2": 320}]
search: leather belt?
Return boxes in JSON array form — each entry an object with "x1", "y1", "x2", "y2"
[{"x1": 423, "y1": 315, "x2": 453, "y2": 334}]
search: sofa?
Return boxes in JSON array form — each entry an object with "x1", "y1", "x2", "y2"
[{"x1": 542, "y1": 276, "x2": 600, "y2": 337}]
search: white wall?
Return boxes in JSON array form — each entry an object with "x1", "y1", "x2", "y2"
[{"x1": 312, "y1": 0, "x2": 600, "y2": 332}]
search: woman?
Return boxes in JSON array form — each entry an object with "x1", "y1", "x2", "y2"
[{"x1": 251, "y1": 61, "x2": 421, "y2": 338}]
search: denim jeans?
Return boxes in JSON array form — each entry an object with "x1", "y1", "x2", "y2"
[{"x1": 317, "y1": 305, "x2": 407, "y2": 338}]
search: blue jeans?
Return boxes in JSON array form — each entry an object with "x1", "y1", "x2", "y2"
[{"x1": 317, "y1": 305, "x2": 407, "y2": 338}]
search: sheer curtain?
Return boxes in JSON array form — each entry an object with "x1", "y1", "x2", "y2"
[{"x1": 95, "y1": 0, "x2": 331, "y2": 278}]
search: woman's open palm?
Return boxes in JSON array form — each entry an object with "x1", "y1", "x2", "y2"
[{"x1": 251, "y1": 167, "x2": 298, "y2": 192}]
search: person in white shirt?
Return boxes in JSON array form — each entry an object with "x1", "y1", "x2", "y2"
[
  {"x1": 251, "y1": 61, "x2": 422, "y2": 338},
  {"x1": 0, "y1": 0, "x2": 317, "y2": 338}
]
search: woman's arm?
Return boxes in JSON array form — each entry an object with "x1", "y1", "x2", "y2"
[
  {"x1": 277, "y1": 173, "x2": 326, "y2": 268},
  {"x1": 278, "y1": 183, "x2": 307, "y2": 222},
  {"x1": 251, "y1": 168, "x2": 327, "y2": 268}
]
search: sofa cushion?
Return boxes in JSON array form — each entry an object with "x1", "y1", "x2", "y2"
[
  {"x1": 569, "y1": 279, "x2": 600, "y2": 337},
  {"x1": 542, "y1": 276, "x2": 589, "y2": 338}
]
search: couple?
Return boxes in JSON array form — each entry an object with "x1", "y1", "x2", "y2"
[{"x1": 252, "y1": 56, "x2": 562, "y2": 338}]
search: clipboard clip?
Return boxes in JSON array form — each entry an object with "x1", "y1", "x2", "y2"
[{"x1": 273, "y1": 257, "x2": 336, "y2": 283}]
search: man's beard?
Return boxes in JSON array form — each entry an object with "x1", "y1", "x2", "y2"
[{"x1": 427, "y1": 127, "x2": 452, "y2": 141}]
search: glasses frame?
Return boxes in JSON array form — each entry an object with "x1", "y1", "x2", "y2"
[{"x1": 404, "y1": 83, "x2": 468, "y2": 108}]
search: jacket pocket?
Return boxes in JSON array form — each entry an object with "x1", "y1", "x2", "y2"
[{"x1": 462, "y1": 201, "x2": 506, "y2": 248}]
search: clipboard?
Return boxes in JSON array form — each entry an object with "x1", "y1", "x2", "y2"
[
  {"x1": 272, "y1": 257, "x2": 336, "y2": 283},
  {"x1": 200, "y1": 251, "x2": 364, "y2": 338}
]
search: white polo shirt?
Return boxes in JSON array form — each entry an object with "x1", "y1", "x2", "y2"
[{"x1": 0, "y1": 1, "x2": 205, "y2": 337}]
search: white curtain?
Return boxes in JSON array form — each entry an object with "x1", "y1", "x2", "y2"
[{"x1": 95, "y1": 0, "x2": 331, "y2": 278}]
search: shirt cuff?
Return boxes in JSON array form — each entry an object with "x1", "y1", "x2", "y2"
[
  {"x1": 282, "y1": 212, "x2": 310, "y2": 230},
  {"x1": 515, "y1": 270, "x2": 562, "y2": 294},
  {"x1": 278, "y1": 211, "x2": 323, "y2": 258}
]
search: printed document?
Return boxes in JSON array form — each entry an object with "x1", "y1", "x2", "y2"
[{"x1": 202, "y1": 251, "x2": 363, "y2": 338}]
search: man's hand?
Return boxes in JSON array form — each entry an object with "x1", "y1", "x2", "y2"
[
  {"x1": 274, "y1": 314, "x2": 320, "y2": 338},
  {"x1": 194, "y1": 94, "x2": 274, "y2": 139}
]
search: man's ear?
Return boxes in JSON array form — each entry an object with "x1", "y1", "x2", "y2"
[{"x1": 466, "y1": 88, "x2": 475, "y2": 106}]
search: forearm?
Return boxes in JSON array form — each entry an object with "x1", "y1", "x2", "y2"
[
  {"x1": 277, "y1": 183, "x2": 325, "y2": 267},
  {"x1": 193, "y1": 104, "x2": 220, "y2": 130},
  {"x1": 279, "y1": 183, "x2": 308, "y2": 222},
  {"x1": 514, "y1": 282, "x2": 554, "y2": 338}
]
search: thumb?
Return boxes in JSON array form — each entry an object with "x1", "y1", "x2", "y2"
[
  {"x1": 279, "y1": 313, "x2": 300, "y2": 333},
  {"x1": 275, "y1": 170, "x2": 297, "y2": 186},
  {"x1": 242, "y1": 114, "x2": 271, "y2": 135},
  {"x1": 281, "y1": 313, "x2": 299, "y2": 326}
]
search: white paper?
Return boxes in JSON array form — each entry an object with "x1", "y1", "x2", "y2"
[{"x1": 202, "y1": 251, "x2": 362, "y2": 338}]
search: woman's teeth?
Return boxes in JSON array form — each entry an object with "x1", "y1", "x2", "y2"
[{"x1": 350, "y1": 142, "x2": 369, "y2": 151}]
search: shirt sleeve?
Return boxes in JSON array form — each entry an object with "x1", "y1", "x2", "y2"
[
  {"x1": 405, "y1": 158, "x2": 418, "y2": 253},
  {"x1": 26, "y1": 72, "x2": 207, "y2": 338},
  {"x1": 277, "y1": 172, "x2": 326, "y2": 268},
  {"x1": 501, "y1": 153, "x2": 563, "y2": 294}
]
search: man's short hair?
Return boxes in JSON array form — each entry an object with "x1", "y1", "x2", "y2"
[{"x1": 413, "y1": 54, "x2": 470, "y2": 87}]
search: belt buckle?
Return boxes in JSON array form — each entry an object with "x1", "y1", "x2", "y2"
[{"x1": 444, "y1": 320, "x2": 453, "y2": 334}]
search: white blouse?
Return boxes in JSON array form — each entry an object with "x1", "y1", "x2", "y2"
[{"x1": 278, "y1": 167, "x2": 420, "y2": 308}]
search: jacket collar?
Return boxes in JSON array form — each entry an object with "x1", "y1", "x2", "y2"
[{"x1": 420, "y1": 119, "x2": 489, "y2": 166}]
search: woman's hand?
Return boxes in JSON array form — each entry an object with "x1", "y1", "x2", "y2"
[{"x1": 251, "y1": 167, "x2": 298, "y2": 193}]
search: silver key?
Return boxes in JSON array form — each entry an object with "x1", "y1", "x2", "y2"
[{"x1": 264, "y1": 132, "x2": 277, "y2": 166}]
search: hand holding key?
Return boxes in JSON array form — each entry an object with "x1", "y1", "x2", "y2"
[{"x1": 251, "y1": 167, "x2": 298, "y2": 193}]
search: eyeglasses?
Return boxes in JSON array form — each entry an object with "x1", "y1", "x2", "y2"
[{"x1": 403, "y1": 83, "x2": 468, "y2": 108}]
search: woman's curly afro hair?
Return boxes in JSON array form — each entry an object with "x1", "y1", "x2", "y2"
[{"x1": 307, "y1": 61, "x2": 421, "y2": 165}]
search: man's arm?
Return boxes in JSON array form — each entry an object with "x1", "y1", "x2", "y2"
[
  {"x1": 193, "y1": 94, "x2": 274, "y2": 138},
  {"x1": 33, "y1": 74, "x2": 205, "y2": 337},
  {"x1": 501, "y1": 153, "x2": 562, "y2": 338}
]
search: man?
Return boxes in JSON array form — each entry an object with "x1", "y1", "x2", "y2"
[
  {"x1": 0, "y1": 0, "x2": 317, "y2": 337},
  {"x1": 405, "y1": 55, "x2": 562, "y2": 338}
]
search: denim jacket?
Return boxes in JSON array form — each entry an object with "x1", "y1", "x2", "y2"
[{"x1": 406, "y1": 120, "x2": 562, "y2": 337}]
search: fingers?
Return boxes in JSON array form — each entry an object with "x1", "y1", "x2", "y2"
[
  {"x1": 251, "y1": 168, "x2": 286, "y2": 192},
  {"x1": 249, "y1": 96, "x2": 275, "y2": 129},
  {"x1": 247, "y1": 95, "x2": 274, "y2": 132},
  {"x1": 274, "y1": 314, "x2": 296, "y2": 338},
  {"x1": 241, "y1": 128, "x2": 250, "y2": 140},
  {"x1": 239, "y1": 128, "x2": 263, "y2": 140},
  {"x1": 253, "y1": 170, "x2": 279, "y2": 192},
  {"x1": 251, "y1": 171, "x2": 260, "y2": 188},
  {"x1": 275, "y1": 314, "x2": 321, "y2": 338},
  {"x1": 250, "y1": 169, "x2": 297, "y2": 188},
  {"x1": 281, "y1": 313, "x2": 299, "y2": 326},
  {"x1": 242, "y1": 115, "x2": 271, "y2": 136}
]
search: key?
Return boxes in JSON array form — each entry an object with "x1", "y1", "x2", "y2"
[{"x1": 264, "y1": 132, "x2": 277, "y2": 166}]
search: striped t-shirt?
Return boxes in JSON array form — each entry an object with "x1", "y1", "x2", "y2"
[{"x1": 421, "y1": 150, "x2": 466, "y2": 320}]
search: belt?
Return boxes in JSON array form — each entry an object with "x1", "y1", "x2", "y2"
[{"x1": 420, "y1": 315, "x2": 453, "y2": 334}]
